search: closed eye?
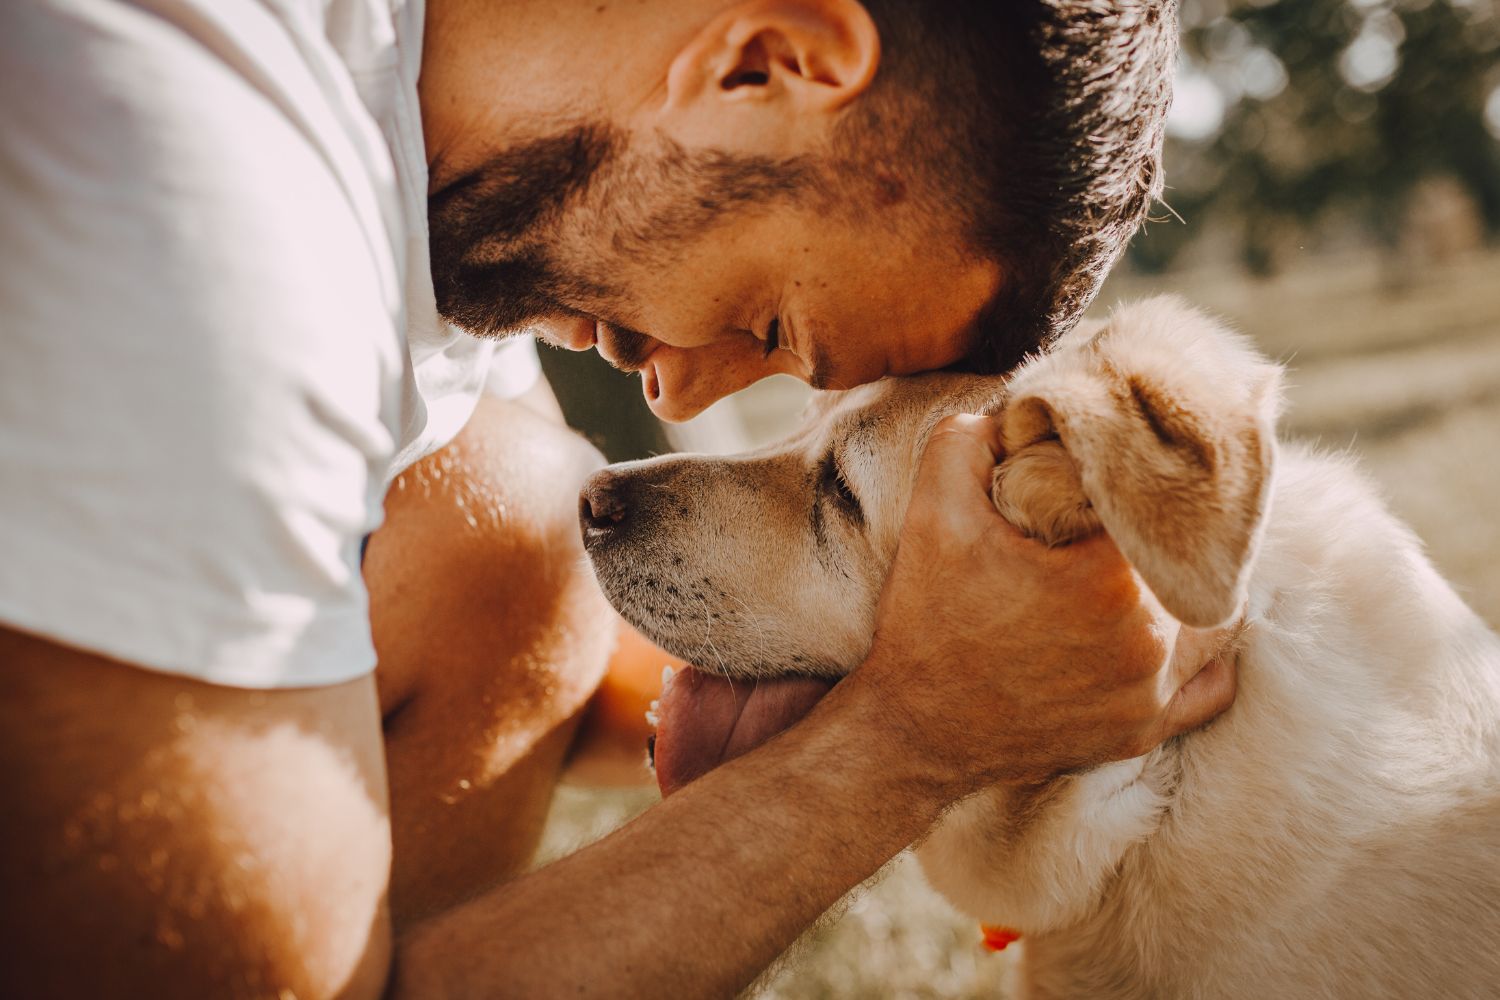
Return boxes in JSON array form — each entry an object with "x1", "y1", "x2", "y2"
[
  {"x1": 819, "y1": 450, "x2": 863, "y2": 524},
  {"x1": 762, "y1": 317, "x2": 781, "y2": 358}
]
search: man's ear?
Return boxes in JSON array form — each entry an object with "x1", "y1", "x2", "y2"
[
  {"x1": 665, "y1": 0, "x2": 879, "y2": 123},
  {"x1": 994, "y1": 298, "x2": 1282, "y2": 629}
]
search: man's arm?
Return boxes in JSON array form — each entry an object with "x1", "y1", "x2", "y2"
[{"x1": 0, "y1": 618, "x2": 935, "y2": 1000}]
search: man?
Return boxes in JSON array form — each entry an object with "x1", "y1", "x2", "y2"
[{"x1": 0, "y1": 0, "x2": 1231, "y2": 997}]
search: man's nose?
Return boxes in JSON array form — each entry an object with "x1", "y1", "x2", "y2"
[
  {"x1": 579, "y1": 469, "x2": 630, "y2": 543},
  {"x1": 645, "y1": 344, "x2": 788, "y2": 422}
]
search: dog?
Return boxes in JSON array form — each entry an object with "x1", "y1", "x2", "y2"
[{"x1": 580, "y1": 297, "x2": 1500, "y2": 998}]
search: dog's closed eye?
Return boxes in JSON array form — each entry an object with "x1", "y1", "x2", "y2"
[{"x1": 819, "y1": 450, "x2": 863, "y2": 524}]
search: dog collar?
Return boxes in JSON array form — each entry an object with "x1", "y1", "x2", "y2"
[{"x1": 980, "y1": 924, "x2": 1023, "y2": 952}]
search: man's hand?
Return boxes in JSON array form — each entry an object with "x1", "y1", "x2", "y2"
[{"x1": 857, "y1": 414, "x2": 1238, "y2": 795}]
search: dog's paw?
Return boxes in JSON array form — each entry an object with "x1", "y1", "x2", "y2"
[{"x1": 990, "y1": 441, "x2": 1099, "y2": 546}]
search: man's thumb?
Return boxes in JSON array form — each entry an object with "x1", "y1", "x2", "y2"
[{"x1": 910, "y1": 413, "x2": 1006, "y2": 525}]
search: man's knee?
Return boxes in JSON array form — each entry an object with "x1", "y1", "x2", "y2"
[
  {"x1": 365, "y1": 397, "x2": 613, "y2": 729},
  {"x1": 365, "y1": 398, "x2": 618, "y2": 923}
]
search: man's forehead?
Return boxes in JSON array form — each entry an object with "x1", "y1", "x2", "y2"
[
  {"x1": 810, "y1": 371, "x2": 1005, "y2": 443},
  {"x1": 806, "y1": 381, "x2": 913, "y2": 444}
]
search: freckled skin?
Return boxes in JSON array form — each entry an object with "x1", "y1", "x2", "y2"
[{"x1": 365, "y1": 399, "x2": 616, "y2": 926}]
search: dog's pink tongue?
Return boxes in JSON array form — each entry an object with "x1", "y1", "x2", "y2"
[{"x1": 655, "y1": 667, "x2": 834, "y2": 797}]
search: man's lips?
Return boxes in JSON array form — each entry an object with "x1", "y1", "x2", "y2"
[
  {"x1": 534, "y1": 314, "x2": 662, "y2": 402},
  {"x1": 531, "y1": 313, "x2": 598, "y2": 351},
  {"x1": 653, "y1": 667, "x2": 835, "y2": 796}
]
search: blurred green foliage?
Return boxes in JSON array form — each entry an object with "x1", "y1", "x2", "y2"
[
  {"x1": 1131, "y1": 0, "x2": 1500, "y2": 274},
  {"x1": 537, "y1": 345, "x2": 670, "y2": 464}
]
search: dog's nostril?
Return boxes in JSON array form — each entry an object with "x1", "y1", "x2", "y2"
[
  {"x1": 580, "y1": 473, "x2": 629, "y2": 534},
  {"x1": 582, "y1": 492, "x2": 625, "y2": 529}
]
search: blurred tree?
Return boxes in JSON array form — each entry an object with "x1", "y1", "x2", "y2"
[{"x1": 1129, "y1": 0, "x2": 1500, "y2": 275}]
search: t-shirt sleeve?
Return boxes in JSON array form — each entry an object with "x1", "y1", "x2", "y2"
[
  {"x1": 0, "y1": 3, "x2": 403, "y2": 687},
  {"x1": 483, "y1": 335, "x2": 544, "y2": 401}
]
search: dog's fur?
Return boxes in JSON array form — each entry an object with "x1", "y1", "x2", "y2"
[{"x1": 583, "y1": 297, "x2": 1500, "y2": 998}]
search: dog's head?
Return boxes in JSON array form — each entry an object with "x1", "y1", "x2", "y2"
[
  {"x1": 582, "y1": 372, "x2": 1005, "y2": 679},
  {"x1": 583, "y1": 298, "x2": 1281, "y2": 680},
  {"x1": 582, "y1": 299, "x2": 1280, "y2": 789}
]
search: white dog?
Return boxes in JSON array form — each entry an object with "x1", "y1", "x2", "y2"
[{"x1": 580, "y1": 297, "x2": 1500, "y2": 999}]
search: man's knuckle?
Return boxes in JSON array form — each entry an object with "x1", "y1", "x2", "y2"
[
  {"x1": 1116, "y1": 618, "x2": 1170, "y2": 680},
  {"x1": 1123, "y1": 687, "x2": 1164, "y2": 731},
  {"x1": 1110, "y1": 700, "x2": 1158, "y2": 754},
  {"x1": 1126, "y1": 729, "x2": 1160, "y2": 759}
]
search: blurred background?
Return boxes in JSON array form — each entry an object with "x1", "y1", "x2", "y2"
[{"x1": 540, "y1": 0, "x2": 1500, "y2": 995}]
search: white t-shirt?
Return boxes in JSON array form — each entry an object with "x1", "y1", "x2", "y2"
[{"x1": 0, "y1": 0, "x2": 539, "y2": 687}]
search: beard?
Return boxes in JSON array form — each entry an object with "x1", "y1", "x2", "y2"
[
  {"x1": 426, "y1": 121, "x2": 815, "y2": 340},
  {"x1": 426, "y1": 123, "x2": 620, "y2": 338}
]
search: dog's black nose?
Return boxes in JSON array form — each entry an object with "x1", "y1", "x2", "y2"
[{"x1": 580, "y1": 470, "x2": 629, "y2": 540}]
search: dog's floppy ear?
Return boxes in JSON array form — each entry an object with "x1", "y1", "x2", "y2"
[{"x1": 992, "y1": 298, "x2": 1282, "y2": 628}]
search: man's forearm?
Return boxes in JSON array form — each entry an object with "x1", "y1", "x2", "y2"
[{"x1": 391, "y1": 670, "x2": 943, "y2": 999}]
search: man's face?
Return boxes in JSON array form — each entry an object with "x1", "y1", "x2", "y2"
[{"x1": 428, "y1": 125, "x2": 1002, "y2": 422}]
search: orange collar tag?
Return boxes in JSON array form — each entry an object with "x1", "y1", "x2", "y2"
[{"x1": 980, "y1": 924, "x2": 1023, "y2": 952}]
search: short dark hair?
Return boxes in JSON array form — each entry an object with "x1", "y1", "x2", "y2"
[{"x1": 840, "y1": 1, "x2": 1178, "y2": 373}]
